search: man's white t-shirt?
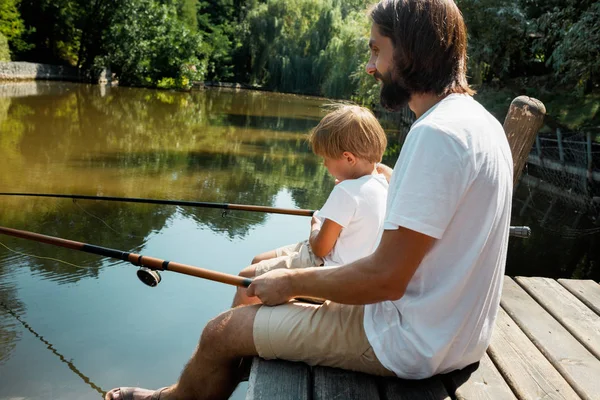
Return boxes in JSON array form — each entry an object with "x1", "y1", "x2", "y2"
[
  {"x1": 317, "y1": 174, "x2": 388, "y2": 266},
  {"x1": 364, "y1": 94, "x2": 513, "y2": 379}
]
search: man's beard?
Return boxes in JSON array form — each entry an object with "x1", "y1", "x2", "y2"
[{"x1": 375, "y1": 70, "x2": 411, "y2": 112}]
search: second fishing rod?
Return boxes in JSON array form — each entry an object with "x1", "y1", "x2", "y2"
[
  {"x1": 0, "y1": 192, "x2": 314, "y2": 217},
  {"x1": 0, "y1": 192, "x2": 531, "y2": 238}
]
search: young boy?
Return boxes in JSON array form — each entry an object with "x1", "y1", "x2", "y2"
[{"x1": 232, "y1": 104, "x2": 388, "y2": 306}]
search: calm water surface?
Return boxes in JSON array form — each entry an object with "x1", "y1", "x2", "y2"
[{"x1": 0, "y1": 82, "x2": 598, "y2": 399}]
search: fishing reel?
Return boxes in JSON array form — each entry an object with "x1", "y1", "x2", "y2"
[{"x1": 137, "y1": 267, "x2": 162, "y2": 287}]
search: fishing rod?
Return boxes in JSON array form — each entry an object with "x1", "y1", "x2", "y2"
[
  {"x1": 0, "y1": 226, "x2": 251, "y2": 288},
  {"x1": 0, "y1": 192, "x2": 314, "y2": 217},
  {"x1": 0, "y1": 192, "x2": 532, "y2": 238},
  {"x1": 0, "y1": 222, "x2": 532, "y2": 288}
]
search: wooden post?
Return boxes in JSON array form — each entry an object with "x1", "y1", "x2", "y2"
[{"x1": 503, "y1": 96, "x2": 546, "y2": 186}]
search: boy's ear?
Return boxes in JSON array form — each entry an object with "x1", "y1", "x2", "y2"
[{"x1": 342, "y1": 151, "x2": 356, "y2": 165}]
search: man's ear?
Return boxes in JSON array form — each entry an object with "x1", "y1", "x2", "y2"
[{"x1": 342, "y1": 151, "x2": 357, "y2": 165}]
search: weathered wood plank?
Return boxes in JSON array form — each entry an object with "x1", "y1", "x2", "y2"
[
  {"x1": 379, "y1": 376, "x2": 451, "y2": 400},
  {"x1": 487, "y1": 307, "x2": 580, "y2": 399},
  {"x1": 501, "y1": 277, "x2": 600, "y2": 400},
  {"x1": 516, "y1": 276, "x2": 600, "y2": 360},
  {"x1": 445, "y1": 353, "x2": 517, "y2": 400},
  {"x1": 558, "y1": 279, "x2": 600, "y2": 316},
  {"x1": 313, "y1": 366, "x2": 380, "y2": 400},
  {"x1": 246, "y1": 358, "x2": 310, "y2": 400}
]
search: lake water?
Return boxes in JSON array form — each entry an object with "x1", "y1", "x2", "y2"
[{"x1": 0, "y1": 82, "x2": 598, "y2": 399}]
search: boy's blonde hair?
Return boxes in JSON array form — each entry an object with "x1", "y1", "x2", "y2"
[{"x1": 309, "y1": 105, "x2": 387, "y2": 163}]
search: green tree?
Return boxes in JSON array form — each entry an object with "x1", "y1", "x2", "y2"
[
  {"x1": 532, "y1": 0, "x2": 599, "y2": 91},
  {"x1": 238, "y1": 0, "x2": 338, "y2": 94},
  {"x1": 196, "y1": 0, "x2": 256, "y2": 81},
  {"x1": 177, "y1": 0, "x2": 198, "y2": 32},
  {"x1": 101, "y1": 0, "x2": 208, "y2": 88},
  {"x1": 17, "y1": 0, "x2": 83, "y2": 64},
  {"x1": 0, "y1": 32, "x2": 10, "y2": 60},
  {"x1": 0, "y1": 0, "x2": 28, "y2": 55},
  {"x1": 76, "y1": 0, "x2": 126, "y2": 71},
  {"x1": 320, "y1": 9, "x2": 371, "y2": 99},
  {"x1": 457, "y1": 0, "x2": 531, "y2": 83}
]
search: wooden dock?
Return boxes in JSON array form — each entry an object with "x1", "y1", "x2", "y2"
[{"x1": 245, "y1": 277, "x2": 600, "y2": 400}]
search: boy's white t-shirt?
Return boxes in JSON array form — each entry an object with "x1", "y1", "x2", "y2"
[
  {"x1": 317, "y1": 174, "x2": 388, "y2": 266},
  {"x1": 364, "y1": 94, "x2": 513, "y2": 379}
]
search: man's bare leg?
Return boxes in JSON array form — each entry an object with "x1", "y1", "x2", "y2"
[{"x1": 105, "y1": 305, "x2": 260, "y2": 400}]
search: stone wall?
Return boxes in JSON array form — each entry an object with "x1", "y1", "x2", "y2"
[{"x1": 0, "y1": 62, "x2": 81, "y2": 81}]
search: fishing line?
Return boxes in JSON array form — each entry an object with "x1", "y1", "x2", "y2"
[
  {"x1": 0, "y1": 240, "x2": 93, "y2": 270},
  {"x1": 74, "y1": 199, "x2": 263, "y2": 239},
  {"x1": 0, "y1": 301, "x2": 106, "y2": 397},
  {"x1": 72, "y1": 199, "x2": 146, "y2": 239},
  {"x1": 219, "y1": 210, "x2": 264, "y2": 224}
]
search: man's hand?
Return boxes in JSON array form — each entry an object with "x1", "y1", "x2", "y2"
[{"x1": 246, "y1": 269, "x2": 296, "y2": 306}]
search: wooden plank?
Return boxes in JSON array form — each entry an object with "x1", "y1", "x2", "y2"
[
  {"x1": 501, "y1": 277, "x2": 600, "y2": 400},
  {"x1": 559, "y1": 279, "x2": 600, "y2": 316},
  {"x1": 379, "y1": 376, "x2": 451, "y2": 400},
  {"x1": 246, "y1": 358, "x2": 310, "y2": 400},
  {"x1": 487, "y1": 307, "x2": 580, "y2": 399},
  {"x1": 445, "y1": 353, "x2": 517, "y2": 400},
  {"x1": 313, "y1": 365, "x2": 380, "y2": 400},
  {"x1": 516, "y1": 277, "x2": 600, "y2": 360}
]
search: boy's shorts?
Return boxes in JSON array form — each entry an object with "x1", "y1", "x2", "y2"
[
  {"x1": 253, "y1": 300, "x2": 394, "y2": 376},
  {"x1": 254, "y1": 240, "x2": 324, "y2": 276}
]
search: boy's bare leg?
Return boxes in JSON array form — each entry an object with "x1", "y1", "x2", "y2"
[
  {"x1": 231, "y1": 251, "x2": 278, "y2": 308},
  {"x1": 232, "y1": 265, "x2": 261, "y2": 307},
  {"x1": 105, "y1": 305, "x2": 260, "y2": 400},
  {"x1": 251, "y1": 250, "x2": 278, "y2": 264}
]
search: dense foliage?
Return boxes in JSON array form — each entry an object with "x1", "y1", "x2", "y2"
[
  {"x1": 0, "y1": 33, "x2": 9, "y2": 61},
  {"x1": 457, "y1": 0, "x2": 599, "y2": 92},
  {"x1": 1, "y1": 0, "x2": 598, "y2": 99},
  {"x1": 100, "y1": 0, "x2": 206, "y2": 88}
]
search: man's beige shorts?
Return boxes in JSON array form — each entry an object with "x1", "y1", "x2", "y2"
[
  {"x1": 254, "y1": 240, "x2": 324, "y2": 276},
  {"x1": 253, "y1": 300, "x2": 395, "y2": 376}
]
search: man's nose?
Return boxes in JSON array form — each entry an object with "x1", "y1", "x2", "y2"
[{"x1": 365, "y1": 59, "x2": 376, "y2": 75}]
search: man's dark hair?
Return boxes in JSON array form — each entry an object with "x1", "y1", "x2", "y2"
[{"x1": 370, "y1": 0, "x2": 475, "y2": 96}]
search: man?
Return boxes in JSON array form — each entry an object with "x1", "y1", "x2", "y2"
[{"x1": 106, "y1": 0, "x2": 513, "y2": 399}]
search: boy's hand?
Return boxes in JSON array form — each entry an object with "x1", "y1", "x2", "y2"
[
  {"x1": 311, "y1": 215, "x2": 322, "y2": 230},
  {"x1": 376, "y1": 162, "x2": 393, "y2": 183},
  {"x1": 247, "y1": 269, "x2": 296, "y2": 306}
]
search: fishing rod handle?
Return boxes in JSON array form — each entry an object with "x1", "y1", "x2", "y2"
[
  {"x1": 126, "y1": 253, "x2": 253, "y2": 287},
  {"x1": 0, "y1": 225, "x2": 252, "y2": 288},
  {"x1": 509, "y1": 226, "x2": 531, "y2": 239}
]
